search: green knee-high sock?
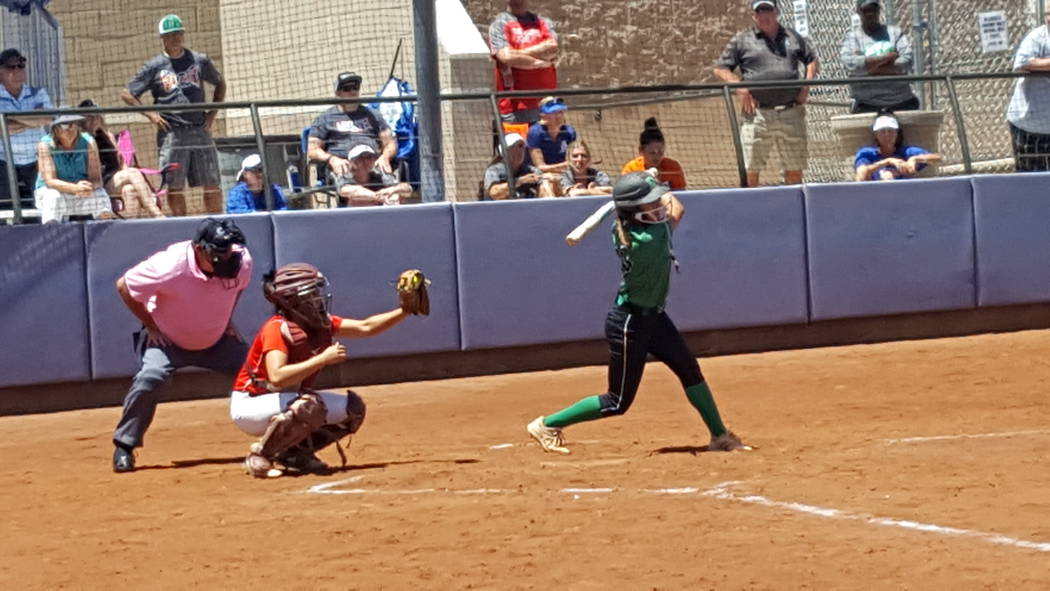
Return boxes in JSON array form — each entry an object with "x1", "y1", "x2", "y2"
[
  {"x1": 544, "y1": 396, "x2": 603, "y2": 429},
  {"x1": 685, "y1": 382, "x2": 727, "y2": 437}
]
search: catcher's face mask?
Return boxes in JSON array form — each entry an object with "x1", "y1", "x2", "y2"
[{"x1": 290, "y1": 278, "x2": 332, "y2": 331}]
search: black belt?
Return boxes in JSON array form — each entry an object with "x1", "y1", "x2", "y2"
[
  {"x1": 619, "y1": 303, "x2": 664, "y2": 316},
  {"x1": 757, "y1": 100, "x2": 799, "y2": 110}
]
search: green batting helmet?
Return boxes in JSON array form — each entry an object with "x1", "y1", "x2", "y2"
[
  {"x1": 612, "y1": 172, "x2": 668, "y2": 213},
  {"x1": 158, "y1": 14, "x2": 185, "y2": 36}
]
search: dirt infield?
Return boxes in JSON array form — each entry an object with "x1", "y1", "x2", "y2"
[{"x1": 4, "y1": 329, "x2": 1050, "y2": 589}]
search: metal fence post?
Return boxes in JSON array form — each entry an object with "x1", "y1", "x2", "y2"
[
  {"x1": 912, "y1": 0, "x2": 927, "y2": 108},
  {"x1": 944, "y1": 76, "x2": 973, "y2": 175},
  {"x1": 721, "y1": 85, "x2": 748, "y2": 189},
  {"x1": 248, "y1": 103, "x2": 274, "y2": 211},
  {"x1": 489, "y1": 93, "x2": 516, "y2": 200},
  {"x1": 413, "y1": 0, "x2": 446, "y2": 202},
  {"x1": 0, "y1": 114, "x2": 23, "y2": 224}
]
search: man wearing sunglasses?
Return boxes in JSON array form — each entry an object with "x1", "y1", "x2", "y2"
[
  {"x1": 714, "y1": 0, "x2": 818, "y2": 187},
  {"x1": 111, "y1": 218, "x2": 253, "y2": 473},
  {"x1": 307, "y1": 71, "x2": 398, "y2": 182},
  {"x1": 839, "y1": 0, "x2": 918, "y2": 114},
  {"x1": 0, "y1": 48, "x2": 53, "y2": 214}
]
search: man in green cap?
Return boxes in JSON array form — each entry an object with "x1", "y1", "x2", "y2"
[{"x1": 120, "y1": 14, "x2": 226, "y2": 216}]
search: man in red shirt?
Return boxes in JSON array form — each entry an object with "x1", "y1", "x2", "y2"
[{"x1": 489, "y1": 0, "x2": 559, "y2": 124}]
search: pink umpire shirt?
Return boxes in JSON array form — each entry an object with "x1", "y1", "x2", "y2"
[{"x1": 123, "y1": 240, "x2": 253, "y2": 351}]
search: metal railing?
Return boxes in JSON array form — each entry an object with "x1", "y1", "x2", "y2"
[{"x1": 2, "y1": 70, "x2": 1044, "y2": 223}]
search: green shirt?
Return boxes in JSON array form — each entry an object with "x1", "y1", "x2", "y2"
[{"x1": 613, "y1": 221, "x2": 673, "y2": 310}]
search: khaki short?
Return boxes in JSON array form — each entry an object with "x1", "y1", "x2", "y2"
[{"x1": 740, "y1": 105, "x2": 808, "y2": 172}]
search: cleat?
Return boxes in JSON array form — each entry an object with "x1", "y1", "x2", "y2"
[
  {"x1": 527, "y1": 416, "x2": 570, "y2": 454},
  {"x1": 278, "y1": 447, "x2": 329, "y2": 474},
  {"x1": 708, "y1": 431, "x2": 752, "y2": 452},
  {"x1": 112, "y1": 445, "x2": 135, "y2": 473}
]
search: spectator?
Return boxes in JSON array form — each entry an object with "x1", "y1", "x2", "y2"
[
  {"x1": 33, "y1": 115, "x2": 113, "y2": 223},
  {"x1": 714, "y1": 0, "x2": 819, "y2": 187},
  {"x1": 854, "y1": 111, "x2": 940, "y2": 181},
  {"x1": 489, "y1": 0, "x2": 559, "y2": 124},
  {"x1": 121, "y1": 14, "x2": 226, "y2": 216},
  {"x1": 1006, "y1": 12, "x2": 1050, "y2": 172},
  {"x1": 78, "y1": 99, "x2": 164, "y2": 219},
  {"x1": 527, "y1": 96, "x2": 576, "y2": 182},
  {"x1": 840, "y1": 0, "x2": 919, "y2": 113},
  {"x1": 226, "y1": 154, "x2": 287, "y2": 213},
  {"x1": 482, "y1": 132, "x2": 555, "y2": 199},
  {"x1": 621, "y1": 118, "x2": 686, "y2": 190},
  {"x1": 0, "y1": 48, "x2": 53, "y2": 212},
  {"x1": 337, "y1": 144, "x2": 411, "y2": 207},
  {"x1": 561, "y1": 140, "x2": 612, "y2": 196},
  {"x1": 111, "y1": 218, "x2": 252, "y2": 472},
  {"x1": 307, "y1": 72, "x2": 398, "y2": 180}
]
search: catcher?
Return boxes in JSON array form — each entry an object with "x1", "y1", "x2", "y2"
[{"x1": 229, "y1": 264, "x2": 429, "y2": 477}]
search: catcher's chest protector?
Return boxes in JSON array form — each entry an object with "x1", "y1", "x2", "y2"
[{"x1": 281, "y1": 320, "x2": 334, "y2": 363}]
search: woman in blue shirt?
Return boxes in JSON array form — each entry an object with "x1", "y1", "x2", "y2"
[
  {"x1": 526, "y1": 96, "x2": 577, "y2": 187},
  {"x1": 854, "y1": 111, "x2": 941, "y2": 181},
  {"x1": 226, "y1": 153, "x2": 287, "y2": 213}
]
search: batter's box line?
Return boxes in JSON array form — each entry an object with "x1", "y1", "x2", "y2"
[
  {"x1": 305, "y1": 477, "x2": 726, "y2": 498},
  {"x1": 704, "y1": 481, "x2": 1050, "y2": 554},
  {"x1": 883, "y1": 429, "x2": 1050, "y2": 445}
]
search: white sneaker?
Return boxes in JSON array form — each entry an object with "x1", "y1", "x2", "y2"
[
  {"x1": 527, "y1": 416, "x2": 570, "y2": 454},
  {"x1": 708, "y1": 430, "x2": 752, "y2": 452}
]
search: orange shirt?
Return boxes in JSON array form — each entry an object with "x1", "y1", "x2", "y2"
[
  {"x1": 621, "y1": 156, "x2": 687, "y2": 190},
  {"x1": 233, "y1": 314, "x2": 344, "y2": 395}
]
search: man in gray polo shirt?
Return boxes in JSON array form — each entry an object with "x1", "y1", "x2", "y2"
[
  {"x1": 714, "y1": 0, "x2": 819, "y2": 187},
  {"x1": 839, "y1": 0, "x2": 918, "y2": 113}
]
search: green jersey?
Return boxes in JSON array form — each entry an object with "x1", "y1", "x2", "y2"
[{"x1": 613, "y1": 221, "x2": 673, "y2": 310}]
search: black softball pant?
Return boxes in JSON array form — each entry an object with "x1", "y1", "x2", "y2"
[{"x1": 598, "y1": 306, "x2": 704, "y2": 416}]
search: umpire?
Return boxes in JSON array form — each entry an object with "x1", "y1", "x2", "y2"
[{"x1": 111, "y1": 218, "x2": 252, "y2": 472}]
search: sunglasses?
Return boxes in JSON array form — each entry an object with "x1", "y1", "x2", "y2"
[
  {"x1": 55, "y1": 122, "x2": 79, "y2": 131},
  {"x1": 3, "y1": 63, "x2": 26, "y2": 70}
]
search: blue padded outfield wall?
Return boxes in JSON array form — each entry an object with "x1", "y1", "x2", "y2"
[{"x1": 2, "y1": 174, "x2": 1050, "y2": 389}]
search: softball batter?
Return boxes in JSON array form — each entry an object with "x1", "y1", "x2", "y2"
[{"x1": 527, "y1": 172, "x2": 749, "y2": 454}]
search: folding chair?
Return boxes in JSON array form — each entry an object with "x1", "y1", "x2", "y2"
[{"x1": 108, "y1": 129, "x2": 178, "y2": 216}]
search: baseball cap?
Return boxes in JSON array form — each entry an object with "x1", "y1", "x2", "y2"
[
  {"x1": 335, "y1": 72, "x2": 363, "y2": 92},
  {"x1": 503, "y1": 133, "x2": 525, "y2": 147},
  {"x1": 158, "y1": 14, "x2": 185, "y2": 35},
  {"x1": 752, "y1": 0, "x2": 777, "y2": 10},
  {"x1": 347, "y1": 144, "x2": 377, "y2": 160},
  {"x1": 857, "y1": 0, "x2": 880, "y2": 8},
  {"x1": 237, "y1": 153, "x2": 263, "y2": 181},
  {"x1": 0, "y1": 48, "x2": 26, "y2": 67},
  {"x1": 613, "y1": 171, "x2": 669, "y2": 211},
  {"x1": 872, "y1": 114, "x2": 900, "y2": 132}
]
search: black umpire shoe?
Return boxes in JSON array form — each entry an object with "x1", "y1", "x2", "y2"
[{"x1": 112, "y1": 445, "x2": 135, "y2": 473}]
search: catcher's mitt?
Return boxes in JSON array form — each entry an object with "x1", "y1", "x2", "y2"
[{"x1": 396, "y1": 269, "x2": 430, "y2": 316}]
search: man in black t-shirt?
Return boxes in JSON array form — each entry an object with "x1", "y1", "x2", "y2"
[
  {"x1": 120, "y1": 14, "x2": 226, "y2": 215},
  {"x1": 306, "y1": 72, "x2": 398, "y2": 180}
]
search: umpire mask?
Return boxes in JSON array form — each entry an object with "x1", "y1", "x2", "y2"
[{"x1": 194, "y1": 218, "x2": 247, "y2": 279}]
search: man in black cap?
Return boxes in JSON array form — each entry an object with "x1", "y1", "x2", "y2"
[
  {"x1": 839, "y1": 0, "x2": 919, "y2": 113},
  {"x1": 714, "y1": 0, "x2": 819, "y2": 187},
  {"x1": 111, "y1": 218, "x2": 253, "y2": 472},
  {"x1": 0, "y1": 48, "x2": 53, "y2": 212},
  {"x1": 306, "y1": 72, "x2": 398, "y2": 184}
]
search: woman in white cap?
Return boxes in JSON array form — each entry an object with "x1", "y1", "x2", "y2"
[
  {"x1": 33, "y1": 114, "x2": 113, "y2": 223},
  {"x1": 226, "y1": 153, "x2": 287, "y2": 213},
  {"x1": 854, "y1": 110, "x2": 940, "y2": 181}
]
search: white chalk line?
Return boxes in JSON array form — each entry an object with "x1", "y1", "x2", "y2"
[
  {"x1": 307, "y1": 477, "x2": 706, "y2": 498},
  {"x1": 704, "y1": 481, "x2": 1050, "y2": 554},
  {"x1": 884, "y1": 429, "x2": 1050, "y2": 444}
]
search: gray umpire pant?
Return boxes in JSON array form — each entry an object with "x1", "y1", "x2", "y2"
[{"x1": 113, "y1": 331, "x2": 248, "y2": 449}]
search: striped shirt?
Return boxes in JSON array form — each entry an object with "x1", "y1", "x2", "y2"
[{"x1": 0, "y1": 84, "x2": 52, "y2": 165}]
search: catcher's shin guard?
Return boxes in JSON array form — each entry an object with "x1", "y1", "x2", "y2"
[
  {"x1": 301, "y1": 390, "x2": 366, "y2": 467},
  {"x1": 249, "y1": 392, "x2": 327, "y2": 467}
]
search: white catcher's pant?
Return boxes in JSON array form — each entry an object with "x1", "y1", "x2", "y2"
[{"x1": 229, "y1": 390, "x2": 352, "y2": 436}]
